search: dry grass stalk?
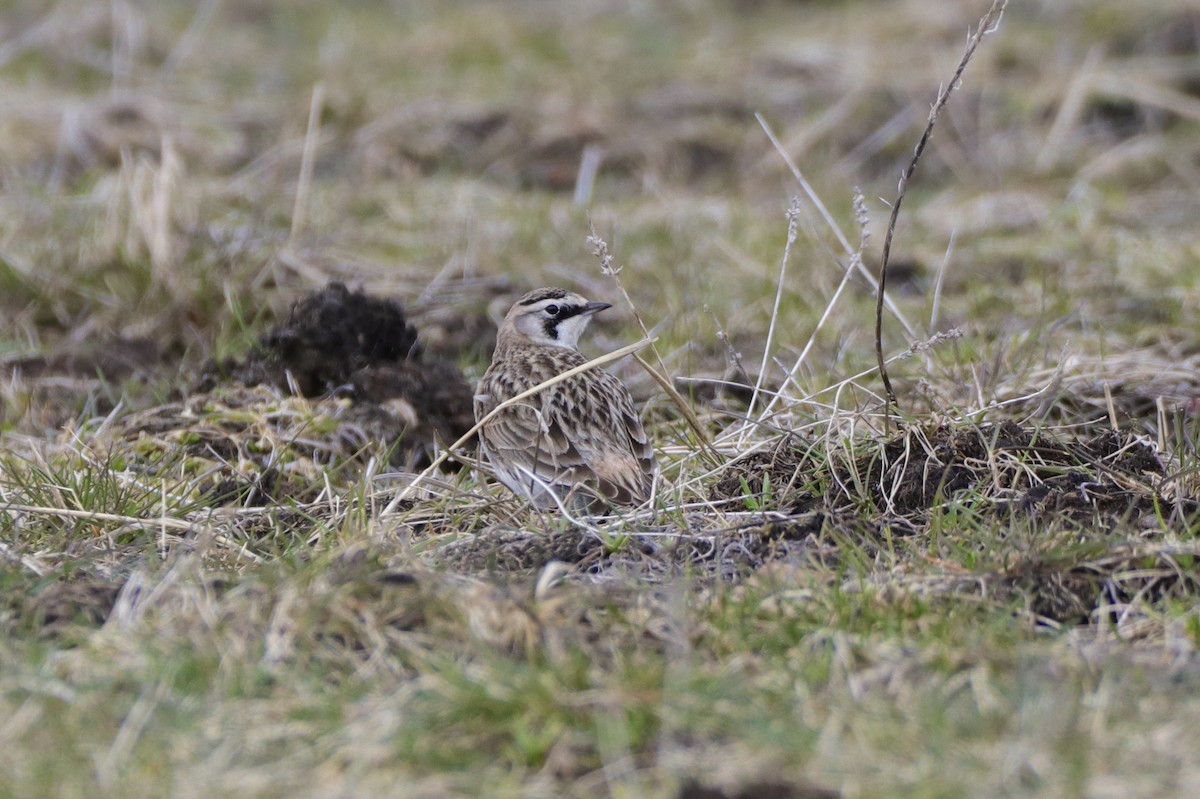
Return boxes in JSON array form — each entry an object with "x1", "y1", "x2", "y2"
[
  {"x1": 875, "y1": 0, "x2": 1009, "y2": 417},
  {"x1": 741, "y1": 197, "x2": 800, "y2": 448},
  {"x1": 290, "y1": 81, "x2": 326, "y2": 243},
  {"x1": 587, "y1": 226, "x2": 717, "y2": 457},
  {"x1": 755, "y1": 112, "x2": 917, "y2": 339}
]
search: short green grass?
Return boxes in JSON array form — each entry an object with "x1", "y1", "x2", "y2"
[{"x1": 2, "y1": 0, "x2": 1200, "y2": 797}]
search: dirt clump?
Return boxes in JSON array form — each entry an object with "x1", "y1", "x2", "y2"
[
  {"x1": 201, "y1": 282, "x2": 475, "y2": 468},
  {"x1": 999, "y1": 541, "x2": 1200, "y2": 625}
]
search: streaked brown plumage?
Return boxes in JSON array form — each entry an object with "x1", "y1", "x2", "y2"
[{"x1": 474, "y1": 287, "x2": 656, "y2": 509}]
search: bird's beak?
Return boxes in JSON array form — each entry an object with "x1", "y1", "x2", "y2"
[{"x1": 582, "y1": 301, "x2": 612, "y2": 316}]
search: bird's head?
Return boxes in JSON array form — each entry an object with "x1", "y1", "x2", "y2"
[{"x1": 500, "y1": 287, "x2": 612, "y2": 351}]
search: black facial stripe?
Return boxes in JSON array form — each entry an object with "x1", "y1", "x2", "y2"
[
  {"x1": 554, "y1": 304, "x2": 586, "y2": 320},
  {"x1": 539, "y1": 304, "x2": 585, "y2": 340}
]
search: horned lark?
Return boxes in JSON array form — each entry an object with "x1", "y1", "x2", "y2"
[{"x1": 474, "y1": 287, "x2": 656, "y2": 509}]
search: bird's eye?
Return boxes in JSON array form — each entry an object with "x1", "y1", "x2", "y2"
[{"x1": 545, "y1": 304, "x2": 560, "y2": 317}]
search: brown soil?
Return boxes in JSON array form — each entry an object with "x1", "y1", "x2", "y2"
[
  {"x1": 28, "y1": 283, "x2": 486, "y2": 511},
  {"x1": 201, "y1": 281, "x2": 476, "y2": 467}
]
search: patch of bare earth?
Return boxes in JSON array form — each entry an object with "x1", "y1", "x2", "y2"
[{"x1": 102, "y1": 281, "x2": 481, "y2": 507}]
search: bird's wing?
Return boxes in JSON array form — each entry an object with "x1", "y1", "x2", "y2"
[
  {"x1": 537, "y1": 369, "x2": 655, "y2": 505},
  {"x1": 476, "y1": 388, "x2": 587, "y2": 492},
  {"x1": 476, "y1": 365, "x2": 655, "y2": 505}
]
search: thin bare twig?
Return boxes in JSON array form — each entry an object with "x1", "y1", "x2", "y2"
[
  {"x1": 2, "y1": 502, "x2": 195, "y2": 531},
  {"x1": 875, "y1": 0, "x2": 1008, "y2": 420}
]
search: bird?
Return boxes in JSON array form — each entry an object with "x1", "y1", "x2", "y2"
[{"x1": 474, "y1": 287, "x2": 656, "y2": 510}]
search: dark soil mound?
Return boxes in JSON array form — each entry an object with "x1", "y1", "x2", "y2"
[{"x1": 202, "y1": 282, "x2": 476, "y2": 465}]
